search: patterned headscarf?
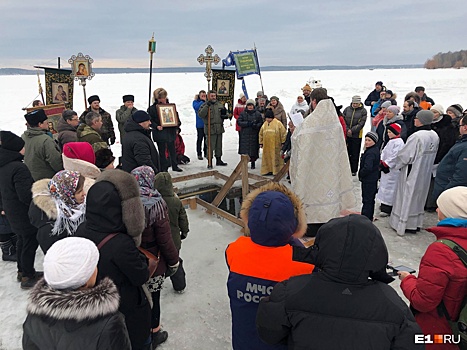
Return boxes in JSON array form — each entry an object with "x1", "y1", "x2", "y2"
[
  {"x1": 131, "y1": 166, "x2": 167, "y2": 227},
  {"x1": 48, "y1": 170, "x2": 86, "y2": 235}
]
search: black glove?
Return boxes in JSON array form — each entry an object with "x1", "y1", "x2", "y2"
[
  {"x1": 181, "y1": 232, "x2": 188, "y2": 240},
  {"x1": 110, "y1": 137, "x2": 116, "y2": 145},
  {"x1": 165, "y1": 264, "x2": 179, "y2": 277},
  {"x1": 379, "y1": 162, "x2": 390, "y2": 174}
]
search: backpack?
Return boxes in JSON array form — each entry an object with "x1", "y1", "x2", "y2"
[{"x1": 437, "y1": 239, "x2": 467, "y2": 349}]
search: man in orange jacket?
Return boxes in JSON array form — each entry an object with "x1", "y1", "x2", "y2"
[{"x1": 225, "y1": 183, "x2": 313, "y2": 350}]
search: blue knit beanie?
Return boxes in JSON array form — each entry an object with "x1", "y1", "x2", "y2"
[{"x1": 248, "y1": 191, "x2": 298, "y2": 247}]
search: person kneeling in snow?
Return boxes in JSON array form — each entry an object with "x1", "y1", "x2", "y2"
[{"x1": 226, "y1": 182, "x2": 314, "y2": 350}]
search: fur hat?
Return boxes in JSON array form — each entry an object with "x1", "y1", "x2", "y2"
[
  {"x1": 416, "y1": 110, "x2": 434, "y2": 125},
  {"x1": 365, "y1": 131, "x2": 378, "y2": 143},
  {"x1": 122, "y1": 95, "x2": 134, "y2": 103},
  {"x1": 24, "y1": 109, "x2": 48, "y2": 126},
  {"x1": 270, "y1": 96, "x2": 279, "y2": 102},
  {"x1": 387, "y1": 105, "x2": 400, "y2": 115},
  {"x1": 264, "y1": 109, "x2": 274, "y2": 119},
  {"x1": 302, "y1": 84, "x2": 312, "y2": 92},
  {"x1": 94, "y1": 169, "x2": 145, "y2": 246},
  {"x1": 132, "y1": 110, "x2": 151, "y2": 123},
  {"x1": 246, "y1": 99, "x2": 255, "y2": 106},
  {"x1": 87, "y1": 95, "x2": 100, "y2": 104},
  {"x1": 0, "y1": 131, "x2": 24, "y2": 152},
  {"x1": 240, "y1": 182, "x2": 307, "y2": 243},
  {"x1": 44, "y1": 237, "x2": 99, "y2": 290},
  {"x1": 437, "y1": 186, "x2": 467, "y2": 219},
  {"x1": 381, "y1": 101, "x2": 392, "y2": 109},
  {"x1": 447, "y1": 104, "x2": 463, "y2": 118},
  {"x1": 351, "y1": 95, "x2": 361, "y2": 104},
  {"x1": 95, "y1": 149, "x2": 115, "y2": 169},
  {"x1": 430, "y1": 104, "x2": 445, "y2": 115},
  {"x1": 387, "y1": 123, "x2": 402, "y2": 136},
  {"x1": 63, "y1": 142, "x2": 95, "y2": 165}
]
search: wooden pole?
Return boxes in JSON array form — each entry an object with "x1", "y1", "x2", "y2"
[
  {"x1": 207, "y1": 102, "x2": 212, "y2": 168},
  {"x1": 241, "y1": 155, "x2": 249, "y2": 200},
  {"x1": 148, "y1": 52, "x2": 153, "y2": 110}
]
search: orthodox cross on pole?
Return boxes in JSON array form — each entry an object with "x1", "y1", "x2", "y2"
[{"x1": 197, "y1": 45, "x2": 220, "y2": 91}]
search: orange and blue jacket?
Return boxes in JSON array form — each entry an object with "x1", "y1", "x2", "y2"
[{"x1": 225, "y1": 236, "x2": 314, "y2": 350}]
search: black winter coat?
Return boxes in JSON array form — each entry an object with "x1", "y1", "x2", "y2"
[
  {"x1": 359, "y1": 145, "x2": 380, "y2": 183},
  {"x1": 122, "y1": 118, "x2": 160, "y2": 173},
  {"x1": 237, "y1": 108, "x2": 263, "y2": 157},
  {"x1": 23, "y1": 278, "x2": 131, "y2": 350},
  {"x1": 402, "y1": 107, "x2": 421, "y2": 138},
  {"x1": 431, "y1": 114, "x2": 458, "y2": 164},
  {"x1": 364, "y1": 89, "x2": 381, "y2": 108},
  {"x1": 257, "y1": 215, "x2": 423, "y2": 350},
  {"x1": 148, "y1": 100, "x2": 177, "y2": 143},
  {"x1": 76, "y1": 180, "x2": 150, "y2": 350},
  {"x1": 0, "y1": 148, "x2": 36, "y2": 235},
  {"x1": 433, "y1": 134, "x2": 467, "y2": 201}
]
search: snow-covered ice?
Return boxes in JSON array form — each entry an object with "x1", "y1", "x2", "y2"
[{"x1": 0, "y1": 68, "x2": 466, "y2": 349}]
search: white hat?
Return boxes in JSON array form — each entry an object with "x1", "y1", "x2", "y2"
[
  {"x1": 437, "y1": 187, "x2": 467, "y2": 219},
  {"x1": 44, "y1": 237, "x2": 99, "y2": 290}
]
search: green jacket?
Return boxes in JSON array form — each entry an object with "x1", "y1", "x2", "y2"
[
  {"x1": 76, "y1": 124, "x2": 108, "y2": 152},
  {"x1": 154, "y1": 172, "x2": 189, "y2": 251},
  {"x1": 22, "y1": 127, "x2": 63, "y2": 181},
  {"x1": 198, "y1": 101, "x2": 226, "y2": 135},
  {"x1": 116, "y1": 105, "x2": 137, "y2": 141}
]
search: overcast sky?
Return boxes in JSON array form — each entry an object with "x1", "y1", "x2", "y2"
[{"x1": 1, "y1": 0, "x2": 466, "y2": 69}]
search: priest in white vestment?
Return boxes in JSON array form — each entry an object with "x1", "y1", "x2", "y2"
[
  {"x1": 290, "y1": 88, "x2": 356, "y2": 236},
  {"x1": 389, "y1": 110, "x2": 439, "y2": 236}
]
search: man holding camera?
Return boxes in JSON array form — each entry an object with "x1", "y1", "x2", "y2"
[{"x1": 198, "y1": 90, "x2": 229, "y2": 168}]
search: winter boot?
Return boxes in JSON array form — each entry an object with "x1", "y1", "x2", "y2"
[
  {"x1": 197, "y1": 153, "x2": 203, "y2": 160},
  {"x1": 251, "y1": 161, "x2": 255, "y2": 169},
  {"x1": 20, "y1": 272, "x2": 43, "y2": 290},
  {"x1": 0, "y1": 239, "x2": 17, "y2": 262},
  {"x1": 152, "y1": 330, "x2": 168, "y2": 348},
  {"x1": 216, "y1": 157, "x2": 227, "y2": 166}
]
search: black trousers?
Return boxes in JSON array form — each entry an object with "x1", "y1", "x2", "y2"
[
  {"x1": 156, "y1": 141, "x2": 177, "y2": 171},
  {"x1": 16, "y1": 226, "x2": 39, "y2": 278},
  {"x1": 151, "y1": 289, "x2": 161, "y2": 329},
  {"x1": 196, "y1": 128, "x2": 207, "y2": 156},
  {"x1": 361, "y1": 181, "x2": 378, "y2": 221},
  {"x1": 170, "y1": 257, "x2": 186, "y2": 291},
  {"x1": 347, "y1": 137, "x2": 362, "y2": 174}
]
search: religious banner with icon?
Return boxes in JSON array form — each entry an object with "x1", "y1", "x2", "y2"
[
  {"x1": 35, "y1": 67, "x2": 74, "y2": 110},
  {"x1": 212, "y1": 69, "x2": 236, "y2": 114},
  {"x1": 222, "y1": 50, "x2": 260, "y2": 78}
]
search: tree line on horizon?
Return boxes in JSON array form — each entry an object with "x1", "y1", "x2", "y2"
[{"x1": 424, "y1": 49, "x2": 467, "y2": 69}]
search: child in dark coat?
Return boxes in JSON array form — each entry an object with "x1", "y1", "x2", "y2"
[{"x1": 358, "y1": 132, "x2": 381, "y2": 221}]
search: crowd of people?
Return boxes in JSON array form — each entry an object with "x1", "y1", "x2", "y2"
[{"x1": 0, "y1": 80, "x2": 466, "y2": 349}]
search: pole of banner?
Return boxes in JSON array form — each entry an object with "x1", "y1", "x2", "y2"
[
  {"x1": 80, "y1": 78, "x2": 88, "y2": 110},
  {"x1": 58, "y1": 57, "x2": 61, "y2": 69},
  {"x1": 37, "y1": 71, "x2": 45, "y2": 105},
  {"x1": 254, "y1": 43, "x2": 265, "y2": 94},
  {"x1": 148, "y1": 34, "x2": 156, "y2": 110},
  {"x1": 197, "y1": 45, "x2": 221, "y2": 169}
]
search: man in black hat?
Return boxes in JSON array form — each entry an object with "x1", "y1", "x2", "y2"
[
  {"x1": 121, "y1": 110, "x2": 160, "y2": 173},
  {"x1": 80, "y1": 95, "x2": 115, "y2": 146},
  {"x1": 22, "y1": 109, "x2": 63, "y2": 181},
  {"x1": 116, "y1": 94, "x2": 137, "y2": 143}
]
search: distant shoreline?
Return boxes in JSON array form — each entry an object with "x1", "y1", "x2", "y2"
[{"x1": 0, "y1": 64, "x2": 423, "y2": 76}]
